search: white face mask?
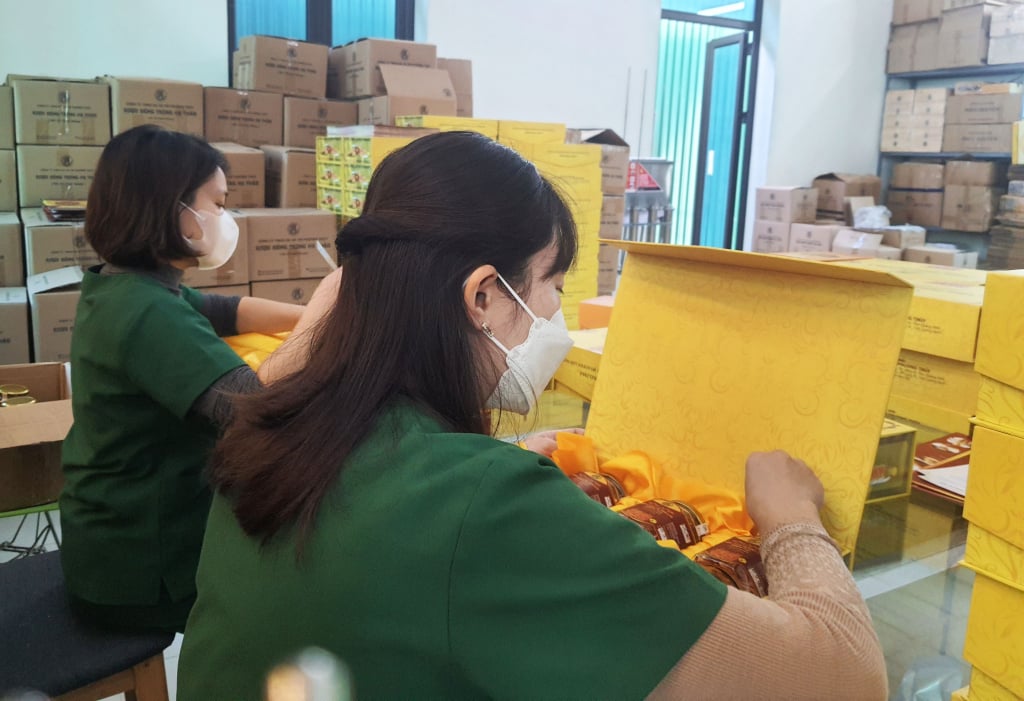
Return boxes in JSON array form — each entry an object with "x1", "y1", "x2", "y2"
[
  {"x1": 181, "y1": 203, "x2": 240, "y2": 270},
  {"x1": 482, "y1": 274, "x2": 574, "y2": 415}
]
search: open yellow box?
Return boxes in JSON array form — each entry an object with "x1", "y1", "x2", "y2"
[
  {"x1": 964, "y1": 573, "x2": 1024, "y2": 698},
  {"x1": 976, "y1": 270, "x2": 1024, "y2": 392},
  {"x1": 586, "y1": 243, "x2": 912, "y2": 555},
  {"x1": 964, "y1": 425, "x2": 1024, "y2": 552}
]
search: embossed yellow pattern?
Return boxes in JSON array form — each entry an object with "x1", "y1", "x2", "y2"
[
  {"x1": 587, "y1": 245, "x2": 912, "y2": 555},
  {"x1": 965, "y1": 426, "x2": 1024, "y2": 552},
  {"x1": 977, "y1": 270, "x2": 1024, "y2": 392},
  {"x1": 977, "y1": 376, "x2": 1024, "y2": 437},
  {"x1": 965, "y1": 574, "x2": 1024, "y2": 698},
  {"x1": 970, "y1": 667, "x2": 1020, "y2": 701},
  {"x1": 964, "y1": 525, "x2": 1024, "y2": 592}
]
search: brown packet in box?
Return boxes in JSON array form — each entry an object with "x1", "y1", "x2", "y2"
[
  {"x1": 619, "y1": 499, "x2": 710, "y2": 549},
  {"x1": 569, "y1": 472, "x2": 627, "y2": 508},
  {"x1": 695, "y1": 538, "x2": 769, "y2": 598}
]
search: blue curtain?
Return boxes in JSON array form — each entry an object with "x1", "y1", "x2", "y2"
[
  {"x1": 235, "y1": 0, "x2": 307, "y2": 41},
  {"x1": 333, "y1": 0, "x2": 395, "y2": 46}
]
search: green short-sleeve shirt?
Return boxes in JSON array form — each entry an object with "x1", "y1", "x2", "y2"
[
  {"x1": 60, "y1": 268, "x2": 246, "y2": 606},
  {"x1": 179, "y1": 405, "x2": 726, "y2": 700}
]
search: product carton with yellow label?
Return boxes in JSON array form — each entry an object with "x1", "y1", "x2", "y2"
[
  {"x1": 586, "y1": 244, "x2": 912, "y2": 556},
  {"x1": 497, "y1": 120, "x2": 566, "y2": 149},
  {"x1": 395, "y1": 114, "x2": 498, "y2": 140},
  {"x1": 553, "y1": 328, "x2": 606, "y2": 402},
  {"x1": 976, "y1": 270, "x2": 1024, "y2": 391},
  {"x1": 891, "y1": 348, "x2": 981, "y2": 416}
]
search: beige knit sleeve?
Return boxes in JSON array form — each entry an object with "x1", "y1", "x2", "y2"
[{"x1": 646, "y1": 522, "x2": 887, "y2": 701}]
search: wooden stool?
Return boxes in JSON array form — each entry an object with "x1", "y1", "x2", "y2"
[{"x1": 0, "y1": 551, "x2": 173, "y2": 700}]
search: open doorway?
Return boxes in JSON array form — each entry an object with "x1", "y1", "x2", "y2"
[{"x1": 655, "y1": 1, "x2": 762, "y2": 248}]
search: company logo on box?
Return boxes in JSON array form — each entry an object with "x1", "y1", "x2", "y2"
[
  {"x1": 291, "y1": 287, "x2": 306, "y2": 302},
  {"x1": 60, "y1": 155, "x2": 74, "y2": 167},
  {"x1": 287, "y1": 222, "x2": 300, "y2": 236},
  {"x1": 74, "y1": 235, "x2": 86, "y2": 249},
  {"x1": 318, "y1": 107, "x2": 328, "y2": 119},
  {"x1": 155, "y1": 89, "x2": 167, "y2": 102},
  {"x1": 58, "y1": 90, "x2": 69, "y2": 105},
  {"x1": 240, "y1": 97, "x2": 252, "y2": 111},
  {"x1": 401, "y1": 49, "x2": 409, "y2": 60},
  {"x1": 288, "y1": 47, "x2": 298, "y2": 59}
]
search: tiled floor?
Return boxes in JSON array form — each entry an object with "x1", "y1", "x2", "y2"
[{"x1": 2, "y1": 490, "x2": 971, "y2": 701}]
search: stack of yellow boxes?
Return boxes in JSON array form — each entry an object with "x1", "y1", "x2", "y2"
[
  {"x1": 960, "y1": 270, "x2": 1024, "y2": 701},
  {"x1": 315, "y1": 125, "x2": 435, "y2": 219},
  {"x1": 395, "y1": 114, "x2": 499, "y2": 139},
  {"x1": 497, "y1": 121, "x2": 601, "y2": 330}
]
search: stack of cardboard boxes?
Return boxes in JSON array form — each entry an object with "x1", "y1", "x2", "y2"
[
  {"x1": 960, "y1": 269, "x2": 1024, "y2": 700},
  {"x1": 812, "y1": 172, "x2": 883, "y2": 225},
  {"x1": 943, "y1": 86, "x2": 1022, "y2": 154},
  {"x1": 987, "y1": 2, "x2": 1024, "y2": 64},
  {"x1": 941, "y1": 159, "x2": 1005, "y2": 232},
  {"x1": 751, "y1": 186, "x2": 819, "y2": 254},
  {"x1": 889, "y1": 1, "x2": 1011, "y2": 73},
  {"x1": 888, "y1": 161, "x2": 945, "y2": 227},
  {"x1": 989, "y1": 163, "x2": 1024, "y2": 267},
  {"x1": 881, "y1": 88, "x2": 947, "y2": 154}
]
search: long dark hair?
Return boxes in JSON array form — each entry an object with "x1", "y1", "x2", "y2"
[
  {"x1": 210, "y1": 131, "x2": 577, "y2": 544},
  {"x1": 86, "y1": 124, "x2": 228, "y2": 269}
]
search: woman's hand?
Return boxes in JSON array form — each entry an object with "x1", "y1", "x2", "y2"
[
  {"x1": 744, "y1": 450, "x2": 825, "y2": 534},
  {"x1": 521, "y1": 428, "x2": 584, "y2": 458}
]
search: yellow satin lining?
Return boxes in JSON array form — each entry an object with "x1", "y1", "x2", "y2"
[
  {"x1": 223, "y1": 332, "x2": 288, "y2": 371},
  {"x1": 552, "y1": 432, "x2": 756, "y2": 557}
]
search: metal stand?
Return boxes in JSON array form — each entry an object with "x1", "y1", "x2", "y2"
[{"x1": 0, "y1": 505, "x2": 61, "y2": 560}]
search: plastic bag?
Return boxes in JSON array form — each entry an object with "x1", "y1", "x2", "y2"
[{"x1": 854, "y1": 205, "x2": 892, "y2": 230}]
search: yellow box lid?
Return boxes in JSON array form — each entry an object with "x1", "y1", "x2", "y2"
[{"x1": 587, "y1": 243, "x2": 912, "y2": 554}]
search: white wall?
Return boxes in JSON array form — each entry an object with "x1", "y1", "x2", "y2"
[
  {"x1": 415, "y1": 0, "x2": 662, "y2": 156},
  {"x1": 0, "y1": 0, "x2": 228, "y2": 86}
]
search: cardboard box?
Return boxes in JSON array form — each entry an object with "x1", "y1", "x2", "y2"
[
  {"x1": 938, "y1": 4, "x2": 993, "y2": 68},
  {"x1": 787, "y1": 223, "x2": 837, "y2": 253},
  {"x1": 203, "y1": 87, "x2": 283, "y2": 147},
  {"x1": 893, "y1": 0, "x2": 944, "y2": 24},
  {"x1": 497, "y1": 120, "x2": 567, "y2": 147},
  {"x1": 812, "y1": 173, "x2": 882, "y2": 215},
  {"x1": 976, "y1": 270, "x2": 1024, "y2": 390},
  {"x1": 943, "y1": 122, "x2": 1013, "y2": 152},
  {"x1": 600, "y1": 196, "x2": 625, "y2": 240},
  {"x1": 10, "y1": 77, "x2": 110, "y2": 146},
  {"x1": 26, "y1": 266, "x2": 81, "y2": 363},
  {"x1": 876, "y1": 245, "x2": 903, "y2": 260},
  {"x1": 0, "y1": 287, "x2": 29, "y2": 365},
  {"x1": 887, "y1": 190, "x2": 944, "y2": 228},
  {"x1": 888, "y1": 25, "x2": 917, "y2": 74},
  {"x1": 880, "y1": 127, "x2": 945, "y2": 153},
  {"x1": 553, "y1": 327, "x2": 606, "y2": 402},
  {"x1": 0, "y1": 361, "x2": 71, "y2": 510},
  {"x1": 250, "y1": 278, "x2": 322, "y2": 305},
  {"x1": 15, "y1": 145, "x2": 102, "y2": 208},
  {"x1": 891, "y1": 162, "x2": 945, "y2": 190},
  {"x1": 755, "y1": 187, "x2": 818, "y2": 224},
  {"x1": 241, "y1": 207, "x2": 337, "y2": 281},
  {"x1": 946, "y1": 94, "x2": 1024, "y2": 124},
  {"x1": 0, "y1": 149, "x2": 14, "y2": 211},
  {"x1": 914, "y1": 86, "x2": 949, "y2": 115},
  {"x1": 964, "y1": 572, "x2": 1024, "y2": 697},
  {"x1": 212, "y1": 143, "x2": 265, "y2": 208},
  {"x1": 395, "y1": 114, "x2": 499, "y2": 140},
  {"x1": 356, "y1": 65, "x2": 456, "y2": 126},
  {"x1": 0, "y1": 86, "x2": 12, "y2": 149},
  {"x1": 904, "y1": 244, "x2": 979, "y2": 267},
  {"x1": 989, "y1": 34, "x2": 1024, "y2": 64},
  {"x1": 437, "y1": 58, "x2": 472, "y2": 118},
  {"x1": 955, "y1": 81, "x2": 1023, "y2": 96},
  {"x1": 832, "y1": 229, "x2": 883, "y2": 256},
  {"x1": 283, "y1": 97, "x2": 357, "y2": 148},
  {"x1": 103, "y1": 77, "x2": 203, "y2": 137},
  {"x1": 892, "y1": 348, "x2": 980, "y2": 415},
  {"x1": 586, "y1": 243, "x2": 911, "y2": 556},
  {"x1": 752, "y1": 221, "x2": 789, "y2": 253},
  {"x1": 882, "y1": 113, "x2": 945, "y2": 131},
  {"x1": 181, "y1": 211, "x2": 250, "y2": 288},
  {"x1": 0, "y1": 213, "x2": 22, "y2": 286},
  {"x1": 328, "y1": 38, "x2": 437, "y2": 100},
  {"x1": 235, "y1": 35, "x2": 329, "y2": 99},
  {"x1": 261, "y1": 145, "x2": 316, "y2": 208},
  {"x1": 880, "y1": 226, "x2": 928, "y2": 249},
  {"x1": 578, "y1": 295, "x2": 614, "y2": 330},
  {"x1": 990, "y1": 3, "x2": 1024, "y2": 36},
  {"x1": 884, "y1": 90, "x2": 917, "y2": 115},
  {"x1": 915, "y1": 21, "x2": 943, "y2": 72},
  {"x1": 20, "y1": 208, "x2": 99, "y2": 275},
  {"x1": 565, "y1": 129, "x2": 630, "y2": 196},
  {"x1": 942, "y1": 184, "x2": 1001, "y2": 231},
  {"x1": 945, "y1": 159, "x2": 1003, "y2": 185}
]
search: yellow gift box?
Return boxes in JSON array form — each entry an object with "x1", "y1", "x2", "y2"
[
  {"x1": 886, "y1": 394, "x2": 974, "y2": 435},
  {"x1": 394, "y1": 114, "x2": 499, "y2": 140},
  {"x1": 951, "y1": 686, "x2": 969, "y2": 701},
  {"x1": 492, "y1": 388, "x2": 587, "y2": 439},
  {"x1": 586, "y1": 243, "x2": 912, "y2": 555},
  {"x1": 553, "y1": 328, "x2": 606, "y2": 402},
  {"x1": 496, "y1": 120, "x2": 566, "y2": 147},
  {"x1": 964, "y1": 425, "x2": 1024, "y2": 552},
  {"x1": 976, "y1": 270, "x2": 1024, "y2": 392},
  {"x1": 976, "y1": 376, "x2": 1024, "y2": 437},
  {"x1": 964, "y1": 573, "x2": 1024, "y2": 698},
  {"x1": 891, "y1": 349, "x2": 981, "y2": 416},
  {"x1": 971, "y1": 667, "x2": 1020, "y2": 701},
  {"x1": 964, "y1": 525, "x2": 1024, "y2": 592},
  {"x1": 838, "y1": 258, "x2": 986, "y2": 362}
]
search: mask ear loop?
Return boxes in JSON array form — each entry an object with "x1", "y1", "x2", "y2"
[
  {"x1": 495, "y1": 273, "x2": 539, "y2": 322},
  {"x1": 481, "y1": 322, "x2": 511, "y2": 355}
]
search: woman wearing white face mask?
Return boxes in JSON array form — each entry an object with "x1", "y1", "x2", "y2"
[
  {"x1": 59, "y1": 124, "x2": 342, "y2": 634},
  {"x1": 179, "y1": 132, "x2": 885, "y2": 701}
]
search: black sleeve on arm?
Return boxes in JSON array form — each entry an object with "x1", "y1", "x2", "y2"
[
  {"x1": 199, "y1": 293, "x2": 242, "y2": 337},
  {"x1": 189, "y1": 365, "x2": 261, "y2": 428}
]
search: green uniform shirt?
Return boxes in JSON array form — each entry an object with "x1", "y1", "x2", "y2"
[
  {"x1": 60, "y1": 268, "x2": 245, "y2": 606},
  {"x1": 179, "y1": 405, "x2": 727, "y2": 701}
]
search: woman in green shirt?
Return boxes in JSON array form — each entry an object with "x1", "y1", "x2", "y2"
[
  {"x1": 179, "y1": 132, "x2": 887, "y2": 700},
  {"x1": 59, "y1": 125, "x2": 335, "y2": 634}
]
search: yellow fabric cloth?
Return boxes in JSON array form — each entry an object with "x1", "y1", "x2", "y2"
[
  {"x1": 223, "y1": 332, "x2": 288, "y2": 371},
  {"x1": 552, "y1": 432, "x2": 756, "y2": 557}
]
